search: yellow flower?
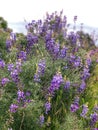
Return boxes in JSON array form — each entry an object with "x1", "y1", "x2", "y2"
[
  {"x1": 48, "y1": 97, "x2": 51, "y2": 102},
  {"x1": 64, "y1": 75, "x2": 66, "y2": 81},
  {"x1": 36, "y1": 50, "x2": 39, "y2": 55},
  {"x1": 47, "y1": 116, "x2": 51, "y2": 124},
  {"x1": 52, "y1": 33, "x2": 54, "y2": 38},
  {"x1": 36, "y1": 64, "x2": 38, "y2": 73}
]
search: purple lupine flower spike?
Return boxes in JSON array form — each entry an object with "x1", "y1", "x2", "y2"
[
  {"x1": 10, "y1": 104, "x2": 18, "y2": 113},
  {"x1": 80, "y1": 104, "x2": 88, "y2": 118}
]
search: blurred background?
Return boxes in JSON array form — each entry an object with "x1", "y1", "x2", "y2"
[{"x1": 0, "y1": 0, "x2": 98, "y2": 34}]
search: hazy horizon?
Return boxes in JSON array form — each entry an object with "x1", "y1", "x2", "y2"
[{"x1": 8, "y1": 21, "x2": 98, "y2": 34}]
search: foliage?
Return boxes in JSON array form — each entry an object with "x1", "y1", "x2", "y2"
[{"x1": 0, "y1": 17, "x2": 8, "y2": 30}]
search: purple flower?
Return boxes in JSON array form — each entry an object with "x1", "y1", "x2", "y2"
[
  {"x1": 10, "y1": 32, "x2": 16, "y2": 41},
  {"x1": 45, "y1": 33, "x2": 52, "y2": 42},
  {"x1": 74, "y1": 57, "x2": 81, "y2": 67},
  {"x1": 69, "y1": 54, "x2": 76, "y2": 64},
  {"x1": 40, "y1": 115, "x2": 44, "y2": 125},
  {"x1": 86, "y1": 58, "x2": 92, "y2": 67},
  {"x1": 80, "y1": 104, "x2": 88, "y2": 118},
  {"x1": 46, "y1": 38, "x2": 55, "y2": 53},
  {"x1": 45, "y1": 102, "x2": 51, "y2": 114},
  {"x1": 17, "y1": 90, "x2": 25, "y2": 100},
  {"x1": 17, "y1": 90, "x2": 31, "y2": 105},
  {"x1": 1, "y1": 78, "x2": 10, "y2": 86},
  {"x1": 93, "y1": 106, "x2": 98, "y2": 112},
  {"x1": 0, "y1": 60, "x2": 5, "y2": 68},
  {"x1": 64, "y1": 81, "x2": 70, "y2": 89},
  {"x1": 16, "y1": 60, "x2": 22, "y2": 72},
  {"x1": 74, "y1": 16, "x2": 77, "y2": 22},
  {"x1": 53, "y1": 43, "x2": 60, "y2": 58},
  {"x1": 70, "y1": 103, "x2": 79, "y2": 112},
  {"x1": 10, "y1": 69, "x2": 19, "y2": 82},
  {"x1": 6, "y1": 39, "x2": 12, "y2": 49},
  {"x1": 62, "y1": 15, "x2": 67, "y2": 27},
  {"x1": 17, "y1": 90, "x2": 25, "y2": 104},
  {"x1": 26, "y1": 91, "x2": 31, "y2": 97},
  {"x1": 26, "y1": 33, "x2": 38, "y2": 54},
  {"x1": 27, "y1": 33, "x2": 38, "y2": 46},
  {"x1": 69, "y1": 55, "x2": 81, "y2": 68},
  {"x1": 90, "y1": 112, "x2": 98, "y2": 127},
  {"x1": 68, "y1": 32, "x2": 77, "y2": 44},
  {"x1": 10, "y1": 104, "x2": 18, "y2": 113},
  {"x1": 34, "y1": 73, "x2": 40, "y2": 82},
  {"x1": 70, "y1": 97, "x2": 79, "y2": 112},
  {"x1": 48, "y1": 73, "x2": 63, "y2": 95},
  {"x1": 38, "y1": 59, "x2": 46, "y2": 75},
  {"x1": 34, "y1": 59, "x2": 46, "y2": 82},
  {"x1": 17, "y1": 51, "x2": 27, "y2": 61},
  {"x1": 7, "y1": 63, "x2": 14, "y2": 71},
  {"x1": 63, "y1": 31, "x2": 67, "y2": 39},
  {"x1": 26, "y1": 99, "x2": 31, "y2": 103},
  {"x1": 60, "y1": 46, "x2": 67, "y2": 58},
  {"x1": 78, "y1": 80, "x2": 86, "y2": 93},
  {"x1": 82, "y1": 67, "x2": 90, "y2": 80}
]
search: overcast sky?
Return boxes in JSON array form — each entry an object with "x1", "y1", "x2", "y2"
[{"x1": 0, "y1": 0, "x2": 98, "y2": 27}]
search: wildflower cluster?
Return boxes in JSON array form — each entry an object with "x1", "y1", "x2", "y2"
[{"x1": 0, "y1": 11, "x2": 97, "y2": 130}]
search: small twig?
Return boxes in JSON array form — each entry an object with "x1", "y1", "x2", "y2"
[{"x1": 20, "y1": 111, "x2": 25, "y2": 130}]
